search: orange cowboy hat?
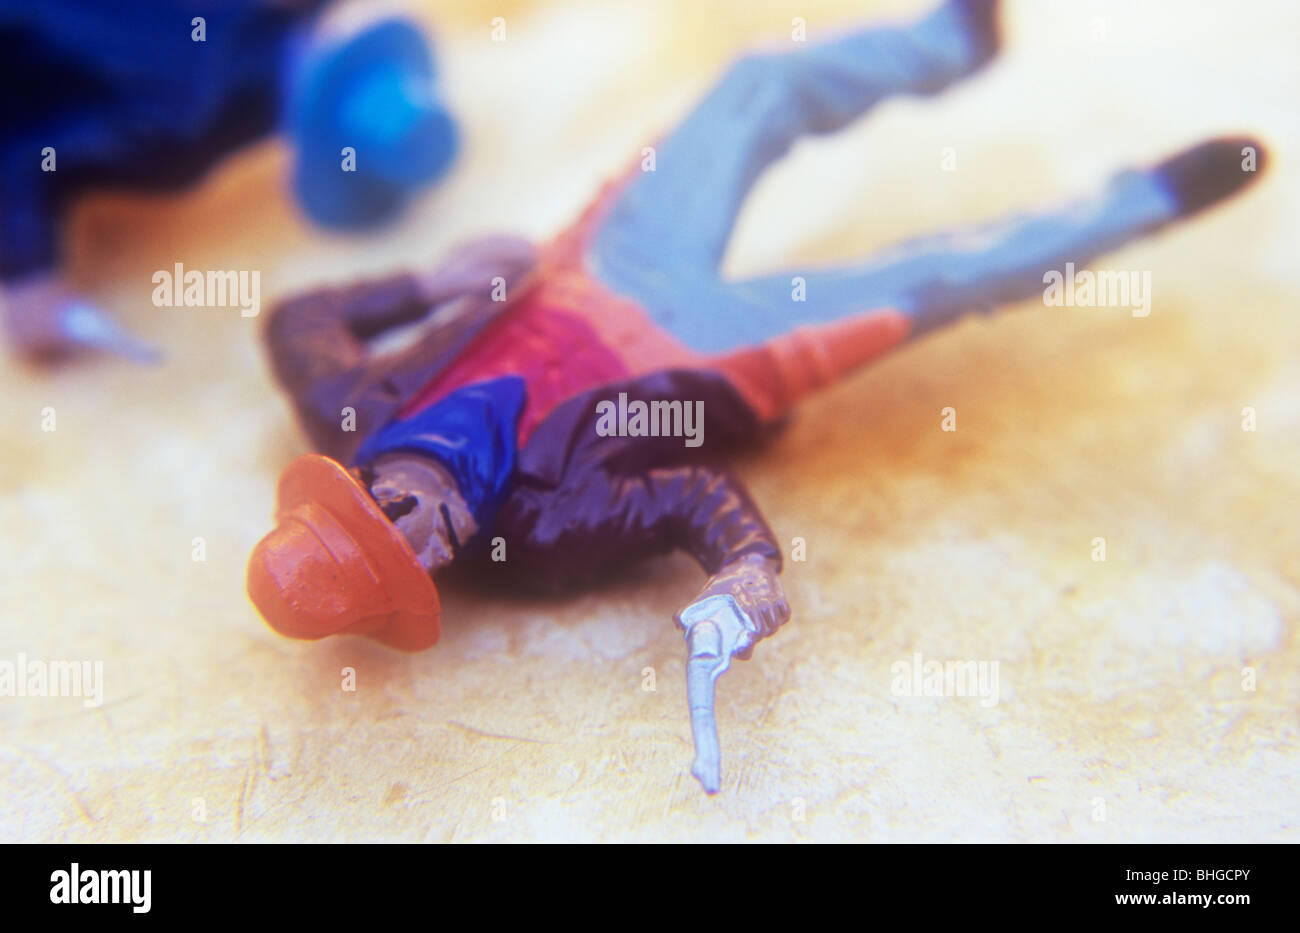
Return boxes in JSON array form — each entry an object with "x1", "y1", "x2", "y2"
[{"x1": 246, "y1": 454, "x2": 441, "y2": 651}]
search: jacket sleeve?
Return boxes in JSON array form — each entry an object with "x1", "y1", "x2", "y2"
[
  {"x1": 494, "y1": 462, "x2": 782, "y2": 592},
  {"x1": 492, "y1": 368, "x2": 782, "y2": 590}
]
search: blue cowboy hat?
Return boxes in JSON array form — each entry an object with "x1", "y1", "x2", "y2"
[{"x1": 288, "y1": 17, "x2": 458, "y2": 228}]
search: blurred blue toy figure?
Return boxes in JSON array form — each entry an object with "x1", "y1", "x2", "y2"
[{"x1": 0, "y1": 0, "x2": 458, "y2": 361}]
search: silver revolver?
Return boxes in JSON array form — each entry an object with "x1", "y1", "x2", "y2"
[{"x1": 677, "y1": 593, "x2": 760, "y2": 794}]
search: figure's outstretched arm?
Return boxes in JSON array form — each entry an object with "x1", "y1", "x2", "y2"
[{"x1": 264, "y1": 236, "x2": 535, "y2": 459}]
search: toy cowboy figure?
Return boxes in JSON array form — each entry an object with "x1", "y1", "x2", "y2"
[{"x1": 246, "y1": 0, "x2": 1263, "y2": 792}]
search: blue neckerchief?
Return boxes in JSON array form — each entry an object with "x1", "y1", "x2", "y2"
[{"x1": 352, "y1": 376, "x2": 525, "y2": 539}]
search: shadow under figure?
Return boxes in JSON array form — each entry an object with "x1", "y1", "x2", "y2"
[{"x1": 247, "y1": 0, "x2": 1267, "y2": 794}]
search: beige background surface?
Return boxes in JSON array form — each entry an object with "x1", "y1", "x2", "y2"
[{"x1": 2, "y1": 0, "x2": 1297, "y2": 842}]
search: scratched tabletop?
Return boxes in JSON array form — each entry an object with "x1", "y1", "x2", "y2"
[{"x1": 2, "y1": 0, "x2": 1298, "y2": 842}]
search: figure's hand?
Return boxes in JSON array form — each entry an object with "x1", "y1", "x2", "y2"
[
  {"x1": 676, "y1": 553, "x2": 790, "y2": 658},
  {"x1": 674, "y1": 554, "x2": 789, "y2": 794},
  {"x1": 415, "y1": 235, "x2": 537, "y2": 308}
]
